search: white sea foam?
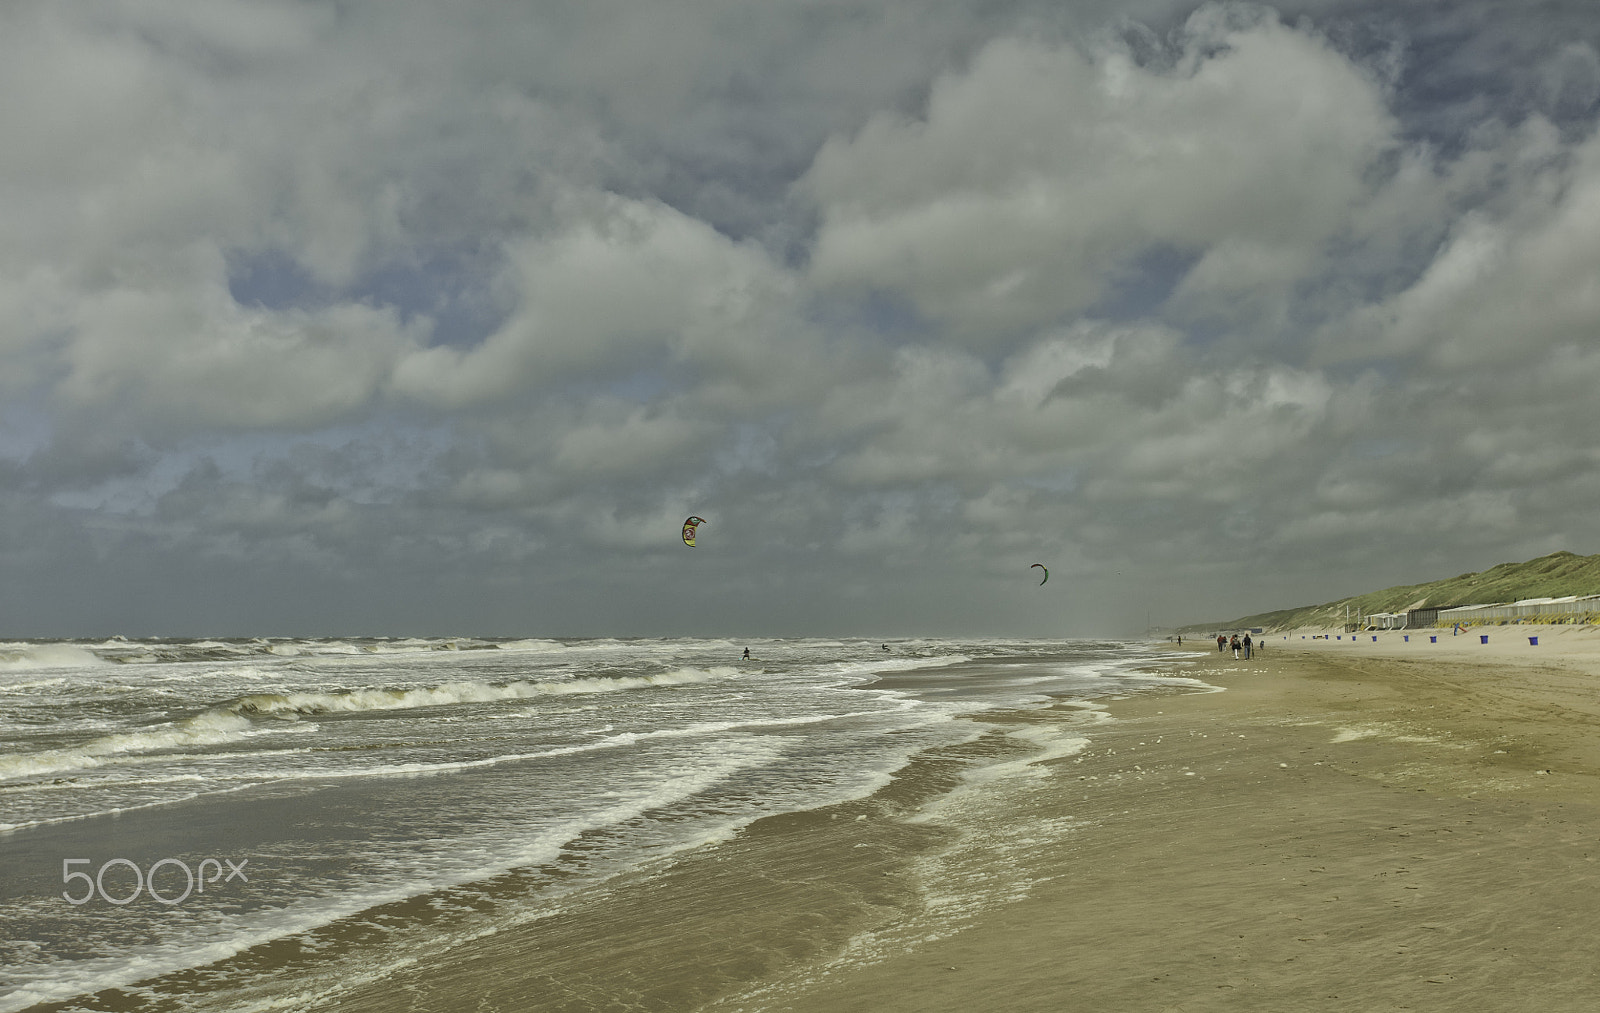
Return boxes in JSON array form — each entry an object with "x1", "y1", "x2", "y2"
[
  {"x1": 226, "y1": 667, "x2": 741, "y2": 717},
  {"x1": 963, "y1": 724, "x2": 1092, "y2": 785},
  {"x1": 0, "y1": 779, "x2": 272, "y2": 834},
  {"x1": 0, "y1": 676, "x2": 68, "y2": 692},
  {"x1": 0, "y1": 644, "x2": 105, "y2": 671},
  {"x1": 1, "y1": 636, "x2": 1176, "y2": 1013},
  {"x1": 493, "y1": 638, "x2": 571, "y2": 653},
  {"x1": 0, "y1": 739, "x2": 777, "y2": 1013},
  {"x1": 0, "y1": 711, "x2": 262, "y2": 781}
]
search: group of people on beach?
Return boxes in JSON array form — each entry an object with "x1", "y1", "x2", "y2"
[{"x1": 1217, "y1": 632, "x2": 1254, "y2": 659}]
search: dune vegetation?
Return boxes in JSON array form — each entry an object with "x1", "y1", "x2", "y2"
[{"x1": 1185, "y1": 550, "x2": 1600, "y2": 633}]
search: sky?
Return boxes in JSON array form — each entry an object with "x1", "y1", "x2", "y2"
[{"x1": 2, "y1": 0, "x2": 1598, "y2": 638}]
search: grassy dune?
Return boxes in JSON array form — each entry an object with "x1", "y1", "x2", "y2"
[{"x1": 1183, "y1": 549, "x2": 1600, "y2": 633}]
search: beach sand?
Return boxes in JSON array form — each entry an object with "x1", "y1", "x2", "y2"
[
  {"x1": 732, "y1": 626, "x2": 1600, "y2": 1012},
  {"x1": 52, "y1": 630, "x2": 1598, "y2": 1012}
]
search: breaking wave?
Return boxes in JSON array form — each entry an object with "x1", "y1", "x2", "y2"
[
  {"x1": 225, "y1": 668, "x2": 741, "y2": 718},
  {"x1": 0, "y1": 644, "x2": 105, "y2": 672},
  {"x1": 0, "y1": 711, "x2": 260, "y2": 782},
  {"x1": 0, "y1": 668, "x2": 741, "y2": 783}
]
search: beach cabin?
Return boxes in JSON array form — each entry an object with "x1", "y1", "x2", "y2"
[
  {"x1": 1406, "y1": 607, "x2": 1441, "y2": 628},
  {"x1": 1439, "y1": 595, "x2": 1600, "y2": 624},
  {"x1": 1436, "y1": 603, "x2": 1506, "y2": 626}
]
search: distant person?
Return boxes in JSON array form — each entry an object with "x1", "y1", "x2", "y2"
[
  {"x1": 882, "y1": 644, "x2": 889, "y2": 652},
  {"x1": 1230, "y1": 634, "x2": 1240, "y2": 659},
  {"x1": 1217, "y1": 634, "x2": 1226, "y2": 652},
  {"x1": 1176, "y1": 635, "x2": 1182, "y2": 646},
  {"x1": 742, "y1": 647, "x2": 750, "y2": 660},
  {"x1": 1242, "y1": 633, "x2": 1252, "y2": 659}
]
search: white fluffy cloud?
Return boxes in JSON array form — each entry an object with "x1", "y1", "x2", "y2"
[
  {"x1": 803, "y1": 7, "x2": 1398, "y2": 341},
  {"x1": 1325, "y1": 119, "x2": 1600, "y2": 369},
  {"x1": 390, "y1": 194, "x2": 808, "y2": 408}
]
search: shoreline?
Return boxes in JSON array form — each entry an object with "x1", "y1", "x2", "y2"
[
  {"x1": 19, "y1": 637, "x2": 1600, "y2": 1011},
  {"x1": 738, "y1": 639, "x2": 1600, "y2": 1011},
  {"x1": 274, "y1": 637, "x2": 1600, "y2": 1011},
  {"x1": 1196, "y1": 619, "x2": 1600, "y2": 658}
]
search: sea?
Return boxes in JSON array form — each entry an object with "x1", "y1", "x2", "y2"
[{"x1": 0, "y1": 636, "x2": 1211, "y2": 1011}]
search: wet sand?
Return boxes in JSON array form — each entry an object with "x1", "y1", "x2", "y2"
[
  {"x1": 736, "y1": 632, "x2": 1600, "y2": 1012},
  {"x1": 309, "y1": 632, "x2": 1600, "y2": 1011}
]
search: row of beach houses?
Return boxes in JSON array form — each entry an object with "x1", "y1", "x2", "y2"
[{"x1": 1363, "y1": 594, "x2": 1600, "y2": 629}]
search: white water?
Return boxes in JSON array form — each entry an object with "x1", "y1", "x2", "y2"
[{"x1": 0, "y1": 636, "x2": 1196, "y2": 1012}]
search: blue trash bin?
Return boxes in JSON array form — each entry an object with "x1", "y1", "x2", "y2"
[
  {"x1": 1479, "y1": 634, "x2": 1489, "y2": 644},
  {"x1": 1429, "y1": 635, "x2": 1437, "y2": 643},
  {"x1": 1403, "y1": 635, "x2": 1409, "y2": 642},
  {"x1": 1371, "y1": 635, "x2": 1377, "y2": 642},
  {"x1": 1529, "y1": 636, "x2": 1539, "y2": 646}
]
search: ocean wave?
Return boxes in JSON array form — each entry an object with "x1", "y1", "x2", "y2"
[
  {"x1": 225, "y1": 667, "x2": 742, "y2": 718},
  {"x1": 0, "y1": 667, "x2": 746, "y2": 784},
  {"x1": 0, "y1": 738, "x2": 778, "y2": 1012},
  {"x1": 7, "y1": 637, "x2": 516, "y2": 669},
  {"x1": 0, "y1": 710, "x2": 261, "y2": 782},
  {"x1": 488, "y1": 639, "x2": 570, "y2": 654},
  {"x1": 819, "y1": 654, "x2": 974, "y2": 682},
  {"x1": 0, "y1": 788, "x2": 215, "y2": 835},
  {"x1": 0, "y1": 737, "x2": 719, "y2": 837},
  {"x1": 0, "y1": 676, "x2": 69, "y2": 693},
  {"x1": 0, "y1": 644, "x2": 106, "y2": 672}
]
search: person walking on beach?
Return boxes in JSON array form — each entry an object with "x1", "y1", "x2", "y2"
[
  {"x1": 1230, "y1": 634, "x2": 1240, "y2": 659},
  {"x1": 1242, "y1": 633, "x2": 1252, "y2": 659},
  {"x1": 1217, "y1": 634, "x2": 1226, "y2": 652}
]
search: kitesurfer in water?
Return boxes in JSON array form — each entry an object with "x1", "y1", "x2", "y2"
[{"x1": 742, "y1": 647, "x2": 750, "y2": 660}]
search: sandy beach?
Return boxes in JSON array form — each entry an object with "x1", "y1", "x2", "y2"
[
  {"x1": 246, "y1": 625, "x2": 1597, "y2": 1013},
  {"x1": 21, "y1": 630, "x2": 1598, "y2": 1013},
  {"x1": 735, "y1": 627, "x2": 1600, "y2": 1012}
]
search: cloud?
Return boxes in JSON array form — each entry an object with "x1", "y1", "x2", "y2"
[
  {"x1": 3, "y1": 1, "x2": 1600, "y2": 636},
  {"x1": 802, "y1": 6, "x2": 1399, "y2": 342},
  {"x1": 1320, "y1": 116, "x2": 1600, "y2": 369},
  {"x1": 390, "y1": 194, "x2": 807, "y2": 407},
  {"x1": 59, "y1": 251, "x2": 421, "y2": 431}
]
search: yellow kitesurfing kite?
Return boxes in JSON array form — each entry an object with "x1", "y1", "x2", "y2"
[{"x1": 682, "y1": 516, "x2": 706, "y2": 547}]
